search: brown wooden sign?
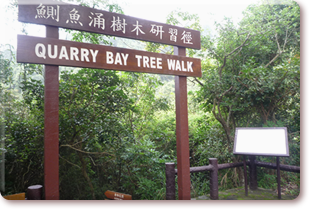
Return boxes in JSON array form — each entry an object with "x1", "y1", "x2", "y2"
[
  {"x1": 3, "y1": 193, "x2": 26, "y2": 200},
  {"x1": 18, "y1": 0, "x2": 201, "y2": 49},
  {"x1": 17, "y1": 35, "x2": 202, "y2": 77},
  {"x1": 104, "y1": 190, "x2": 132, "y2": 200}
]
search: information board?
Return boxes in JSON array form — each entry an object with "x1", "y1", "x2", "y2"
[{"x1": 233, "y1": 127, "x2": 289, "y2": 156}]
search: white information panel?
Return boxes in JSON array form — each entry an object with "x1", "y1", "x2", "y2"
[{"x1": 233, "y1": 127, "x2": 289, "y2": 156}]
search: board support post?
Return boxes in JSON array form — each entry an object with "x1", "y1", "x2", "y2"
[
  {"x1": 243, "y1": 155, "x2": 248, "y2": 196},
  {"x1": 277, "y1": 156, "x2": 281, "y2": 199}
]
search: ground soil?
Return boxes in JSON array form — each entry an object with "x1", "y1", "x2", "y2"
[{"x1": 191, "y1": 187, "x2": 299, "y2": 200}]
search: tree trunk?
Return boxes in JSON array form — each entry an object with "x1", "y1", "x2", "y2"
[{"x1": 78, "y1": 152, "x2": 96, "y2": 200}]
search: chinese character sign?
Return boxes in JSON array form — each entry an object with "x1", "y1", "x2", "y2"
[{"x1": 18, "y1": 1, "x2": 201, "y2": 49}]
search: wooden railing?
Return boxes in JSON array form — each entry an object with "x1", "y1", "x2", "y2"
[{"x1": 165, "y1": 156, "x2": 300, "y2": 200}]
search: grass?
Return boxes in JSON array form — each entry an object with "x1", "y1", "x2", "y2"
[{"x1": 192, "y1": 187, "x2": 299, "y2": 200}]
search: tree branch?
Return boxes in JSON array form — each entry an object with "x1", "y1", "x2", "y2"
[
  {"x1": 220, "y1": 86, "x2": 233, "y2": 100},
  {"x1": 227, "y1": 105, "x2": 233, "y2": 126},
  {"x1": 194, "y1": 77, "x2": 204, "y2": 87},
  {"x1": 59, "y1": 155, "x2": 81, "y2": 169},
  {"x1": 219, "y1": 33, "x2": 251, "y2": 78},
  {"x1": 60, "y1": 144, "x2": 115, "y2": 156}
]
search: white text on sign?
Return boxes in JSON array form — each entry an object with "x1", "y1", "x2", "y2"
[
  {"x1": 135, "y1": 55, "x2": 163, "y2": 69},
  {"x1": 33, "y1": 43, "x2": 195, "y2": 72},
  {"x1": 17, "y1": 35, "x2": 202, "y2": 77},
  {"x1": 35, "y1": 43, "x2": 99, "y2": 63},
  {"x1": 167, "y1": 59, "x2": 193, "y2": 72}
]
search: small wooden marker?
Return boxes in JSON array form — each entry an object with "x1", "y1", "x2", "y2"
[{"x1": 104, "y1": 190, "x2": 132, "y2": 200}]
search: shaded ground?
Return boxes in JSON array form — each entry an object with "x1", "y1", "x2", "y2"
[{"x1": 192, "y1": 187, "x2": 299, "y2": 200}]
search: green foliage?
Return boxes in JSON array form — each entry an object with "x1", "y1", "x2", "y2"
[
  {"x1": 190, "y1": 172, "x2": 210, "y2": 198},
  {"x1": 197, "y1": 0, "x2": 299, "y2": 139},
  {"x1": 0, "y1": 45, "x2": 14, "y2": 88},
  {"x1": 188, "y1": 112, "x2": 227, "y2": 165},
  {"x1": 121, "y1": 138, "x2": 171, "y2": 200},
  {"x1": 257, "y1": 168, "x2": 278, "y2": 190},
  {"x1": 7, "y1": 65, "x2": 174, "y2": 199},
  {"x1": 3, "y1": 73, "x2": 45, "y2": 193},
  {"x1": 58, "y1": 68, "x2": 133, "y2": 199},
  {"x1": 166, "y1": 9, "x2": 202, "y2": 32},
  {"x1": 194, "y1": 0, "x2": 300, "y2": 190}
]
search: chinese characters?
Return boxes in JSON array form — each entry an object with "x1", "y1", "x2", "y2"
[
  {"x1": 181, "y1": 31, "x2": 193, "y2": 44},
  {"x1": 150, "y1": 25, "x2": 164, "y2": 39},
  {"x1": 66, "y1": 8, "x2": 83, "y2": 26},
  {"x1": 33, "y1": 3, "x2": 196, "y2": 46},
  {"x1": 35, "y1": 3, "x2": 59, "y2": 22},
  {"x1": 89, "y1": 12, "x2": 105, "y2": 30},
  {"x1": 111, "y1": 16, "x2": 127, "y2": 34},
  {"x1": 131, "y1": 20, "x2": 145, "y2": 35},
  {"x1": 169, "y1": 28, "x2": 178, "y2": 42}
]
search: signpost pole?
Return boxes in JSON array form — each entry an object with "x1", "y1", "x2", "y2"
[
  {"x1": 174, "y1": 46, "x2": 191, "y2": 200},
  {"x1": 243, "y1": 155, "x2": 248, "y2": 196},
  {"x1": 277, "y1": 157, "x2": 281, "y2": 199},
  {"x1": 44, "y1": 26, "x2": 59, "y2": 200}
]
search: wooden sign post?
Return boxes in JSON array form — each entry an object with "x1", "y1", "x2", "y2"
[
  {"x1": 174, "y1": 47, "x2": 191, "y2": 200},
  {"x1": 17, "y1": 0, "x2": 201, "y2": 200},
  {"x1": 44, "y1": 25, "x2": 59, "y2": 200}
]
